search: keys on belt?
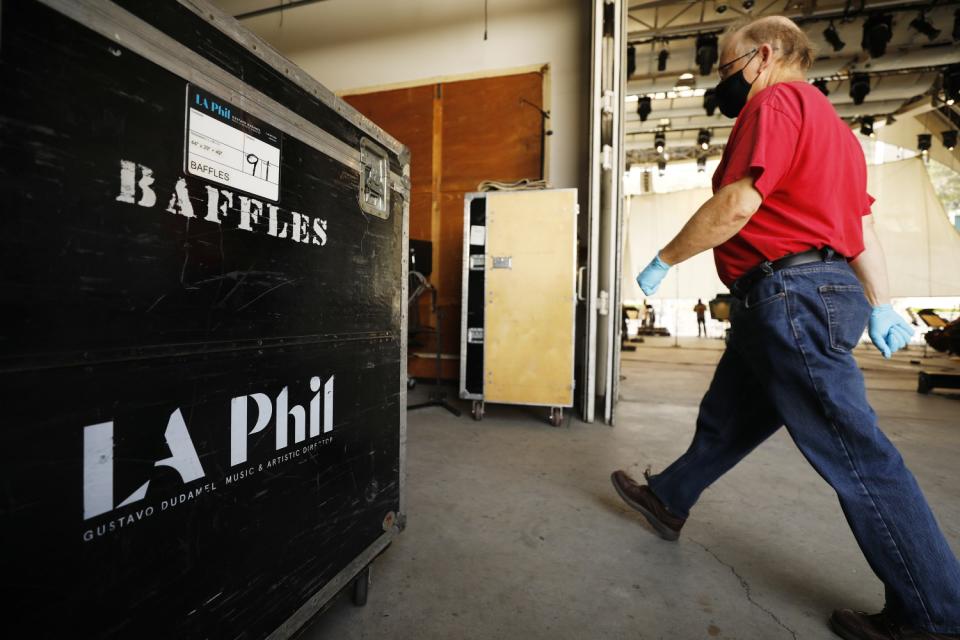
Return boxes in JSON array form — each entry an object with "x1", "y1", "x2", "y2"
[{"x1": 730, "y1": 247, "x2": 843, "y2": 300}]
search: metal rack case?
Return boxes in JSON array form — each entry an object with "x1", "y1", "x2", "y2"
[{"x1": 459, "y1": 190, "x2": 578, "y2": 426}]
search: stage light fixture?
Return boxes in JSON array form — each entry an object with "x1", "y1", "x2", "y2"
[
  {"x1": 715, "y1": 1, "x2": 728, "y2": 14},
  {"x1": 918, "y1": 133, "x2": 932, "y2": 157},
  {"x1": 638, "y1": 96, "x2": 652, "y2": 122},
  {"x1": 658, "y1": 49, "x2": 669, "y2": 72},
  {"x1": 657, "y1": 159, "x2": 667, "y2": 176},
  {"x1": 697, "y1": 129, "x2": 711, "y2": 150},
  {"x1": 697, "y1": 156, "x2": 707, "y2": 172},
  {"x1": 944, "y1": 66, "x2": 960, "y2": 105},
  {"x1": 850, "y1": 73, "x2": 871, "y2": 106},
  {"x1": 910, "y1": 12, "x2": 941, "y2": 41},
  {"x1": 742, "y1": 0, "x2": 754, "y2": 9},
  {"x1": 861, "y1": 13, "x2": 893, "y2": 58},
  {"x1": 703, "y1": 88, "x2": 718, "y2": 116},
  {"x1": 943, "y1": 130, "x2": 958, "y2": 151},
  {"x1": 654, "y1": 131, "x2": 666, "y2": 154},
  {"x1": 859, "y1": 116, "x2": 875, "y2": 138},
  {"x1": 813, "y1": 78, "x2": 830, "y2": 96},
  {"x1": 696, "y1": 34, "x2": 719, "y2": 76},
  {"x1": 627, "y1": 45, "x2": 636, "y2": 78},
  {"x1": 823, "y1": 21, "x2": 846, "y2": 51}
]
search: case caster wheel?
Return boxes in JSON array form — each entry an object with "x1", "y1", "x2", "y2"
[
  {"x1": 917, "y1": 372, "x2": 932, "y2": 395},
  {"x1": 407, "y1": 378, "x2": 416, "y2": 390},
  {"x1": 352, "y1": 566, "x2": 371, "y2": 607},
  {"x1": 549, "y1": 407, "x2": 563, "y2": 427},
  {"x1": 471, "y1": 400, "x2": 484, "y2": 421}
]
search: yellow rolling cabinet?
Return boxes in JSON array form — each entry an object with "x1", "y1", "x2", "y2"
[{"x1": 459, "y1": 189, "x2": 578, "y2": 426}]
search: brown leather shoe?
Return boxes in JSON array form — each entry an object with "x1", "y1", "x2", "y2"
[
  {"x1": 610, "y1": 470, "x2": 685, "y2": 541},
  {"x1": 829, "y1": 609, "x2": 960, "y2": 640}
]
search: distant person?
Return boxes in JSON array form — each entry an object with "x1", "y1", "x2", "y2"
[
  {"x1": 646, "y1": 303, "x2": 656, "y2": 329},
  {"x1": 614, "y1": 15, "x2": 959, "y2": 640},
  {"x1": 694, "y1": 299, "x2": 708, "y2": 337}
]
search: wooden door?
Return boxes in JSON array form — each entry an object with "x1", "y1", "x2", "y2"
[
  {"x1": 483, "y1": 190, "x2": 577, "y2": 406},
  {"x1": 344, "y1": 71, "x2": 545, "y2": 380}
]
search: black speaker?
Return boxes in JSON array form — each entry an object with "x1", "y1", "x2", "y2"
[{"x1": 410, "y1": 239, "x2": 433, "y2": 278}]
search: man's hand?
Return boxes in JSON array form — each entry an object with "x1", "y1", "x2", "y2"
[
  {"x1": 868, "y1": 304, "x2": 914, "y2": 359},
  {"x1": 636, "y1": 254, "x2": 671, "y2": 295}
]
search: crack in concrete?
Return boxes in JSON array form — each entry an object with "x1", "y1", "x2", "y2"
[{"x1": 689, "y1": 537, "x2": 799, "y2": 640}]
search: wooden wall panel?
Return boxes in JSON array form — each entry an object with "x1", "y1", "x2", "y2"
[
  {"x1": 344, "y1": 85, "x2": 434, "y2": 194},
  {"x1": 409, "y1": 191, "x2": 432, "y2": 245},
  {"x1": 343, "y1": 72, "x2": 544, "y2": 380},
  {"x1": 440, "y1": 72, "x2": 544, "y2": 193}
]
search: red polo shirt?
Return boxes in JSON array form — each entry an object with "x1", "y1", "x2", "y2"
[{"x1": 711, "y1": 80, "x2": 873, "y2": 286}]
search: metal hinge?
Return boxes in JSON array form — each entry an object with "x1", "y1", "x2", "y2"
[
  {"x1": 597, "y1": 290, "x2": 609, "y2": 316},
  {"x1": 601, "y1": 90, "x2": 614, "y2": 115},
  {"x1": 601, "y1": 144, "x2": 612, "y2": 170}
]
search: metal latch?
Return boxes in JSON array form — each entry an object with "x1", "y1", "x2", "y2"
[
  {"x1": 492, "y1": 256, "x2": 512, "y2": 269},
  {"x1": 601, "y1": 90, "x2": 614, "y2": 115},
  {"x1": 597, "y1": 290, "x2": 609, "y2": 316},
  {"x1": 359, "y1": 138, "x2": 390, "y2": 219},
  {"x1": 601, "y1": 144, "x2": 612, "y2": 170}
]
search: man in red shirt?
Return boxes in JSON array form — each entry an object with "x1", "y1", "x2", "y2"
[{"x1": 611, "y1": 16, "x2": 960, "y2": 640}]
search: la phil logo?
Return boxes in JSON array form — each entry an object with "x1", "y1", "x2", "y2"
[
  {"x1": 83, "y1": 375, "x2": 334, "y2": 520},
  {"x1": 194, "y1": 93, "x2": 231, "y2": 122}
]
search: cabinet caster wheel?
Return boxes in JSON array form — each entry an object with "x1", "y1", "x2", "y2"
[
  {"x1": 407, "y1": 378, "x2": 416, "y2": 390},
  {"x1": 471, "y1": 400, "x2": 484, "y2": 421},
  {"x1": 549, "y1": 407, "x2": 563, "y2": 427},
  {"x1": 352, "y1": 566, "x2": 370, "y2": 607}
]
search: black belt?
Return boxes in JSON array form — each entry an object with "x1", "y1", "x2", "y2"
[{"x1": 730, "y1": 247, "x2": 842, "y2": 300}]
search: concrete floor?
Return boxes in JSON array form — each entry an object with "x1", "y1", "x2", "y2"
[{"x1": 304, "y1": 339, "x2": 960, "y2": 640}]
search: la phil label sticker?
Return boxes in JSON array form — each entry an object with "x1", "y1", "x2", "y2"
[{"x1": 184, "y1": 85, "x2": 281, "y2": 201}]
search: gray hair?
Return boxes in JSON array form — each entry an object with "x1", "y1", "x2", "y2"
[{"x1": 720, "y1": 15, "x2": 816, "y2": 70}]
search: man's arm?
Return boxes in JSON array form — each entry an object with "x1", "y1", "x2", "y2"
[
  {"x1": 658, "y1": 176, "x2": 763, "y2": 266},
  {"x1": 850, "y1": 214, "x2": 914, "y2": 358},
  {"x1": 848, "y1": 214, "x2": 890, "y2": 306}
]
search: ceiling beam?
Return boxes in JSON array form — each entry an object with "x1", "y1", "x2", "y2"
[
  {"x1": 627, "y1": 0, "x2": 939, "y2": 39},
  {"x1": 234, "y1": 0, "x2": 331, "y2": 21}
]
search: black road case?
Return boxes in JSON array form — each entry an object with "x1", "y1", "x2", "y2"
[{"x1": 0, "y1": 1, "x2": 409, "y2": 637}]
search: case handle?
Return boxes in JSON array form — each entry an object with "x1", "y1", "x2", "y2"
[{"x1": 577, "y1": 266, "x2": 586, "y2": 301}]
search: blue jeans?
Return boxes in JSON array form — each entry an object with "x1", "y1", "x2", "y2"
[{"x1": 646, "y1": 260, "x2": 960, "y2": 633}]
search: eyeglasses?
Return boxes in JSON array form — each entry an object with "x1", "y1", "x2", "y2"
[{"x1": 717, "y1": 48, "x2": 758, "y2": 79}]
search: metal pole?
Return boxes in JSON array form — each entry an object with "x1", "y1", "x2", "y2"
[{"x1": 673, "y1": 264, "x2": 680, "y2": 348}]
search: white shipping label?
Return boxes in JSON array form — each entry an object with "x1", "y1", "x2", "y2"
[
  {"x1": 186, "y1": 87, "x2": 281, "y2": 201},
  {"x1": 469, "y1": 225, "x2": 486, "y2": 246},
  {"x1": 469, "y1": 254, "x2": 485, "y2": 270}
]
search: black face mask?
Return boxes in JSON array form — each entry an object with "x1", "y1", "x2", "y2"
[{"x1": 715, "y1": 50, "x2": 759, "y2": 119}]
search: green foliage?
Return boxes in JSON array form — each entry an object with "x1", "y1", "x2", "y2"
[{"x1": 926, "y1": 160, "x2": 960, "y2": 229}]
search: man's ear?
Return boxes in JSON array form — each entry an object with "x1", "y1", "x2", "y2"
[{"x1": 758, "y1": 42, "x2": 774, "y2": 71}]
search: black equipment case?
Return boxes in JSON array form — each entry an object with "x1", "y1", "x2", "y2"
[{"x1": 0, "y1": 1, "x2": 409, "y2": 637}]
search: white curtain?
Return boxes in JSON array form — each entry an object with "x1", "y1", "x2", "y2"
[
  {"x1": 623, "y1": 157, "x2": 960, "y2": 300},
  {"x1": 867, "y1": 158, "x2": 960, "y2": 297}
]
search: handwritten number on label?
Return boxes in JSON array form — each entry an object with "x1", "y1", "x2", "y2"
[{"x1": 246, "y1": 153, "x2": 259, "y2": 176}]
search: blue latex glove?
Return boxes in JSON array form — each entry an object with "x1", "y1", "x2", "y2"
[
  {"x1": 868, "y1": 304, "x2": 915, "y2": 359},
  {"x1": 636, "y1": 254, "x2": 671, "y2": 295}
]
